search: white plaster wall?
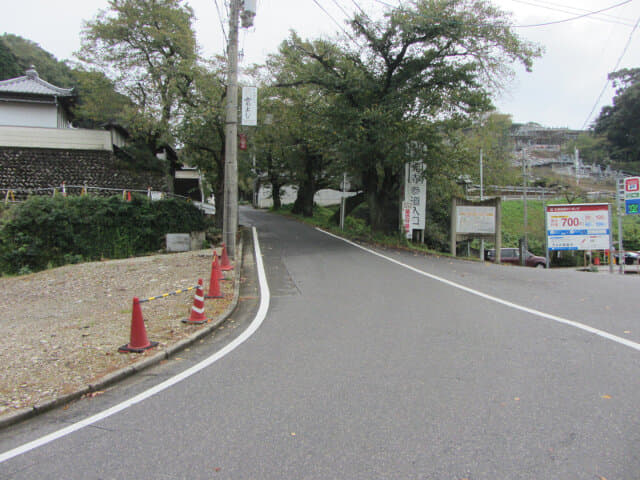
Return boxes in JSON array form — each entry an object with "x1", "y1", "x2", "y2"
[
  {"x1": 255, "y1": 185, "x2": 357, "y2": 208},
  {"x1": 0, "y1": 126, "x2": 113, "y2": 150},
  {"x1": 0, "y1": 102, "x2": 57, "y2": 128}
]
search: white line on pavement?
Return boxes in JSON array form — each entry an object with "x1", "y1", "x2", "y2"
[
  {"x1": 0, "y1": 227, "x2": 270, "y2": 464},
  {"x1": 317, "y1": 228, "x2": 640, "y2": 353}
]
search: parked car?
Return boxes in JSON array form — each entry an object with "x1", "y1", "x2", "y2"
[
  {"x1": 485, "y1": 248, "x2": 547, "y2": 268},
  {"x1": 613, "y1": 250, "x2": 640, "y2": 265}
]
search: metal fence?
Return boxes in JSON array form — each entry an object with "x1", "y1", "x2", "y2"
[
  {"x1": 2, "y1": 183, "x2": 189, "y2": 204},
  {"x1": 2, "y1": 184, "x2": 216, "y2": 215}
]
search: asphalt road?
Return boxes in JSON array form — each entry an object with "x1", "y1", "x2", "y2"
[{"x1": 1, "y1": 206, "x2": 639, "y2": 479}]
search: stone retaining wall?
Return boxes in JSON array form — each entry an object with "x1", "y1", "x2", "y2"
[{"x1": 0, "y1": 147, "x2": 168, "y2": 193}]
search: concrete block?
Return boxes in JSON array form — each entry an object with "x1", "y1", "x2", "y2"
[
  {"x1": 166, "y1": 233, "x2": 190, "y2": 252},
  {"x1": 190, "y1": 231, "x2": 205, "y2": 250}
]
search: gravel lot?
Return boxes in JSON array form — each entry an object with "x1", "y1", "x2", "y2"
[{"x1": 0, "y1": 249, "x2": 235, "y2": 418}]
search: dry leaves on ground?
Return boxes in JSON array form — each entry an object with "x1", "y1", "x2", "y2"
[{"x1": 0, "y1": 249, "x2": 234, "y2": 416}]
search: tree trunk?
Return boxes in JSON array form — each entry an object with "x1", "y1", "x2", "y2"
[
  {"x1": 291, "y1": 181, "x2": 315, "y2": 216},
  {"x1": 330, "y1": 191, "x2": 365, "y2": 224},
  {"x1": 271, "y1": 182, "x2": 282, "y2": 210},
  {"x1": 364, "y1": 165, "x2": 400, "y2": 233},
  {"x1": 291, "y1": 150, "x2": 320, "y2": 217}
]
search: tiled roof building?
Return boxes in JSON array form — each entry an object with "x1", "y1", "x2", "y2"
[{"x1": 0, "y1": 68, "x2": 75, "y2": 128}]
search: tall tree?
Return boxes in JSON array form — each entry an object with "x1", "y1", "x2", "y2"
[
  {"x1": 273, "y1": 0, "x2": 541, "y2": 232},
  {"x1": 250, "y1": 88, "x2": 296, "y2": 211},
  {"x1": 561, "y1": 131, "x2": 609, "y2": 166},
  {"x1": 461, "y1": 113, "x2": 519, "y2": 188},
  {"x1": 178, "y1": 60, "x2": 227, "y2": 227},
  {"x1": 77, "y1": 0, "x2": 198, "y2": 148},
  {"x1": 0, "y1": 38, "x2": 22, "y2": 80},
  {"x1": 593, "y1": 68, "x2": 640, "y2": 168},
  {"x1": 70, "y1": 68, "x2": 133, "y2": 128}
]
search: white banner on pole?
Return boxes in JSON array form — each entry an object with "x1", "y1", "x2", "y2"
[
  {"x1": 241, "y1": 86, "x2": 258, "y2": 126},
  {"x1": 402, "y1": 201, "x2": 412, "y2": 238}
]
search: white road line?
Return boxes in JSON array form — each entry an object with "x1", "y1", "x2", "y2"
[
  {"x1": 0, "y1": 227, "x2": 270, "y2": 464},
  {"x1": 318, "y1": 228, "x2": 640, "y2": 353}
]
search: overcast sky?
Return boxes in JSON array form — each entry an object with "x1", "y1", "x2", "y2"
[{"x1": 2, "y1": 0, "x2": 639, "y2": 130}]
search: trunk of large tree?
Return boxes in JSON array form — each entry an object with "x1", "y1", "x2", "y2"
[
  {"x1": 291, "y1": 150, "x2": 322, "y2": 217},
  {"x1": 364, "y1": 165, "x2": 400, "y2": 233},
  {"x1": 329, "y1": 191, "x2": 366, "y2": 224},
  {"x1": 291, "y1": 180, "x2": 315, "y2": 216},
  {"x1": 271, "y1": 181, "x2": 282, "y2": 210}
]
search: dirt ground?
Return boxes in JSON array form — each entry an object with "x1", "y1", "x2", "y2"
[{"x1": 0, "y1": 248, "x2": 236, "y2": 418}]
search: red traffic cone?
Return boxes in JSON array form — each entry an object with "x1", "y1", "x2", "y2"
[
  {"x1": 183, "y1": 279, "x2": 208, "y2": 324},
  {"x1": 206, "y1": 260, "x2": 223, "y2": 299},
  {"x1": 220, "y1": 243, "x2": 233, "y2": 271},
  {"x1": 213, "y1": 252, "x2": 225, "y2": 282},
  {"x1": 119, "y1": 298, "x2": 158, "y2": 353}
]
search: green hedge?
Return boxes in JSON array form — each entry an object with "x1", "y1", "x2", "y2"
[{"x1": 0, "y1": 195, "x2": 207, "y2": 275}]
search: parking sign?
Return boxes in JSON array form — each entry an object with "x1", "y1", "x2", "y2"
[{"x1": 624, "y1": 177, "x2": 640, "y2": 215}]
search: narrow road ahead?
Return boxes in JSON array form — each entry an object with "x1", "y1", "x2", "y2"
[{"x1": 1, "y1": 207, "x2": 639, "y2": 479}]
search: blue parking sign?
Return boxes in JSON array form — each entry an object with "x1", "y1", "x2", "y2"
[{"x1": 626, "y1": 198, "x2": 640, "y2": 215}]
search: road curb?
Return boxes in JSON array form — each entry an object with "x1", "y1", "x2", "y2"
[{"x1": 0, "y1": 233, "x2": 247, "y2": 430}]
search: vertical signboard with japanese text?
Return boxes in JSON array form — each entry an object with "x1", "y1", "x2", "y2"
[
  {"x1": 546, "y1": 203, "x2": 611, "y2": 251},
  {"x1": 241, "y1": 86, "x2": 257, "y2": 126},
  {"x1": 403, "y1": 162, "x2": 426, "y2": 236}
]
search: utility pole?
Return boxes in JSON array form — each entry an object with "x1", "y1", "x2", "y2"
[
  {"x1": 479, "y1": 149, "x2": 484, "y2": 261},
  {"x1": 223, "y1": 0, "x2": 240, "y2": 259},
  {"x1": 617, "y1": 175, "x2": 625, "y2": 274},
  {"x1": 522, "y1": 149, "x2": 528, "y2": 265}
]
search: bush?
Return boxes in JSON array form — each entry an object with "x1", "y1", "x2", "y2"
[{"x1": 0, "y1": 195, "x2": 207, "y2": 275}]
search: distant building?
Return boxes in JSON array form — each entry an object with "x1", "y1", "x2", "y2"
[
  {"x1": 0, "y1": 69, "x2": 204, "y2": 202},
  {"x1": 510, "y1": 122, "x2": 582, "y2": 167},
  {"x1": 0, "y1": 67, "x2": 75, "y2": 129},
  {"x1": 0, "y1": 69, "x2": 167, "y2": 195}
]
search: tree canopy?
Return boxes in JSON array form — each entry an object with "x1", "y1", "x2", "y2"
[
  {"x1": 593, "y1": 68, "x2": 640, "y2": 169},
  {"x1": 0, "y1": 38, "x2": 22, "y2": 80},
  {"x1": 77, "y1": 0, "x2": 198, "y2": 148},
  {"x1": 269, "y1": 0, "x2": 541, "y2": 232}
]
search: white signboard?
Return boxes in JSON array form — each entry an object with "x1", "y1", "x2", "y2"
[
  {"x1": 404, "y1": 162, "x2": 426, "y2": 231},
  {"x1": 456, "y1": 206, "x2": 496, "y2": 234},
  {"x1": 546, "y1": 203, "x2": 610, "y2": 251},
  {"x1": 241, "y1": 86, "x2": 257, "y2": 126}
]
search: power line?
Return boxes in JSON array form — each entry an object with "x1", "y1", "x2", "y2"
[
  {"x1": 310, "y1": 0, "x2": 358, "y2": 43},
  {"x1": 514, "y1": 0, "x2": 634, "y2": 28},
  {"x1": 350, "y1": 0, "x2": 366, "y2": 15},
  {"x1": 213, "y1": 0, "x2": 228, "y2": 46},
  {"x1": 329, "y1": 0, "x2": 352, "y2": 18},
  {"x1": 371, "y1": 0, "x2": 395, "y2": 8},
  {"x1": 511, "y1": 0, "x2": 636, "y2": 27},
  {"x1": 581, "y1": 14, "x2": 640, "y2": 129}
]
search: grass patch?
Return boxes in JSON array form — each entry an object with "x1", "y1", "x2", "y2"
[
  {"x1": 271, "y1": 204, "x2": 452, "y2": 258},
  {"x1": 270, "y1": 197, "x2": 640, "y2": 264}
]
